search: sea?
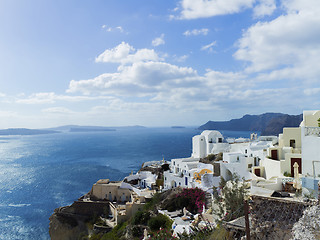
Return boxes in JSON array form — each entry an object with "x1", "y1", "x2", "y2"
[{"x1": 0, "y1": 127, "x2": 252, "y2": 240}]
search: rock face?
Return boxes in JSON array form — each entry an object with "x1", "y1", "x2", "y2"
[
  {"x1": 199, "y1": 113, "x2": 302, "y2": 136},
  {"x1": 49, "y1": 200, "x2": 110, "y2": 240},
  {"x1": 49, "y1": 206, "x2": 89, "y2": 240}
]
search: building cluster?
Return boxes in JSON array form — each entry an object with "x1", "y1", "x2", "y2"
[
  {"x1": 79, "y1": 110, "x2": 320, "y2": 235},
  {"x1": 164, "y1": 110, "x2": 320, "y2": 198}
]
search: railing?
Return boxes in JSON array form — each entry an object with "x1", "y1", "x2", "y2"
[{"x1": 305, "y1": 127, "x2": 320, "y2": 136}]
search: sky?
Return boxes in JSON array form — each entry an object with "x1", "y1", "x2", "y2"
[{"x1": 0, "y1": 0, "x2": 320, "y2": 128}]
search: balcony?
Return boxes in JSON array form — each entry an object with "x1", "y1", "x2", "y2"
[{"x1": 304, "y1": 127, "x2": 320, "y2": 136}]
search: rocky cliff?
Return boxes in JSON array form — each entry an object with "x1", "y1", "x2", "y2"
[
  {"x1": 49, "y1": 200, "x2": 110, "y2": 240},
  {"x1": 199, "y1": 113, "x2": 303, "y2": 136}
]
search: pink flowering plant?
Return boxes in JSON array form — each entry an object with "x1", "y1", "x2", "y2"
[
  {"x1": 176, "y1": 187, "x2": 206, "y2": 213},
  {"x1": 148, "y1": 228, "x2": 177, "y2": 240}
]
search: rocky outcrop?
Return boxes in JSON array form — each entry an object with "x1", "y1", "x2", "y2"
[
  {"x1": 49, "y1": 200, "x2": 110, "y2": 240},
  {"x1": 49, "y1": 206, "x2": 89, "y2": 240}
]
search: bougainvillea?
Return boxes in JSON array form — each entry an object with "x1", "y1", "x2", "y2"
[
  {"x1": 148, "y1": 228, "x2": 177, "y2": 240},
  {"x1": 176, "y1": 187, "x2": 206, "y2": 213}
]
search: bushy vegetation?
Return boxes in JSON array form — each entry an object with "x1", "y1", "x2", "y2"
[
  {"x1": 100, "y1": 222, "x2": 127, "y2": 240},
  {"x1": 284, "y1": 171, "x2": 291, "y2": 177},
  {"x1": 132, "y1": 210, "x2": 151, "y2": 225},
  {"x1": 162, "y1": 188, "x2": 205, "y2": 214},
  {"x1": 147, "y1": 214, "x2": 172, "y2": 231},
  {"x1": 176, "y1": 188, "x2": 206, "y2": 213},
  {"x1": 214, "y1": 173, "x2": 249, "y2": 222},
  {"x1": 149, "y1": 228, "x2": 177, "y2": 239},
  {"x1": 144, "y1": 193, "x2": 161, "y2": 211}
]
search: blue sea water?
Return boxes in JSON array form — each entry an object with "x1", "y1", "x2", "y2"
[{"x1": 0, "y1": 128, "x2": 251, "y2": 240}]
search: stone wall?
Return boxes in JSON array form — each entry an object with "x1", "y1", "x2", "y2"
[{"x1": 250, "y1": 195, "x2": 317, "y2": 240}]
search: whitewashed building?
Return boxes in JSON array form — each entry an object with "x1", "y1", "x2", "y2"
[
  {"x1": 192, "y1": 130, "x2": 229, "y2": 158},
  {"x1": 220, "y1": 152, "x2": 254, "y2": 181},
  {"x1": 300, "y1": 110, "x2": 320, "y2": 194},
  {"x1": 124, "y1": 171, "x2": 157, "y2": 189}
]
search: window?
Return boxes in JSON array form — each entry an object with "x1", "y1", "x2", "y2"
[
  {"x1": 245, "y1": 149, "x2": 247, "y2": 154},
  {"x1": 290, "y1": 139, "x2": 296, "y2": 148},
  {"x1": 218, "y1": 138, "x2": 223, "y2": 143},
  {"x1": 248, "y1": 164, "x2": 252, "y2": 168}
]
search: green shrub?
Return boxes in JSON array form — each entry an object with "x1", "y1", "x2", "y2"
[
  {"x1": 148, "y1": 214, "x2": 172, "y2": 231},
  {"x1": 132, "y1": 211, "x2": 151, "y2": 225},
  {"x1": 89, "y1": 233, "x2": 103, "y2": 240},
  {"x1": 156, "y1": 178, "x2": 164, "y2": 188},
  {"x1": 284, "y1": 171, "x2": 291, "y2": 177},
  {"x1": 161, "y1": 164, "x2": 170, "y2": 171},
  {"x1": 101, "y1": 222, "x2": 127, "y2": 240},
  {"x1": 214, "y1": 173, "x2": 249, "y2": 222},
  {"x1": 144, "y1": 193, "x2": 161, "y2": 211},
  {"x1": 131, "y1": 225, "x2": 143, "y2": 237}
]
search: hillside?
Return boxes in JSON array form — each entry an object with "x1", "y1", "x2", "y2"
[
  {"x1": 199, "y1": 113, "x2": 303, "y2": 136},
  {"x1": 0, "y1": 128, "x2": 59, "y2": 135}
]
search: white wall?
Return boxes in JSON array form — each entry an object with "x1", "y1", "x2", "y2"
[
  {"x1": 192, "y1": 135, "x2": 206, "y2": 158},
  {"x1": 301, "y1": 128, "x2": 320, "y2": 176},
  {"x1": 260, "y1": 158, "x2": 281, "y2": 179}
]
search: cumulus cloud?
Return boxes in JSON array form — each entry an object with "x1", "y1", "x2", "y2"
[
  {"x1": 201, "y1": 41, "x2": 217, "y2": 52},
  {"x1": 253, "y1": 0, "x2": 276, "y2": 18},
  {"x1": 178, "y1": 0, "x2": 255, "y2": 19},
  {"x1": 183, "y1": 28, "x2": 209, "y2": 36},
  {"x1": 68, "y1": 61, "x2": 197, "y2": 96},
  {"x1": 152, "y1": 34, "x2": 165, "y2": 46},
  {"x1": 234, "y1": 0, "x2": 320, "y2": 83},
  {"x1": 95, "y1": 42, "x2": 160, "y2": 64}
]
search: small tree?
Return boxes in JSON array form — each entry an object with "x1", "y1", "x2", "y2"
[
  {"x1": 214, "y1": 173, "x2": 249, "y2": 222},
  {"x1": 318, "y1": 118, "x2": 320, "y2": 127}
]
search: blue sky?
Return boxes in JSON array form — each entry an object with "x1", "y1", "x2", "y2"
[{"x1": 0, "y1": 0, "x2": 319, "y2": 128}]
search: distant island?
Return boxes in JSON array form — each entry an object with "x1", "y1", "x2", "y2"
[
  {"x1": 69, "y1": 127, "x2": 116, "y2": 132},
  {"x1": 0, "y1": 125, "x2": 149, "y2": 136},
  {"x1": 171, "y1": 126, "x2": 186, "y2": 129},
  {"x1": 199, "y1": 113, "x2": 303, "y2": 136},
  {"x1": 0, "y1": 128, "x2": 59, "y2": 135}
]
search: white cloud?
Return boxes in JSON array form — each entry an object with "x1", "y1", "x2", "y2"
[
  {"x1": 95, "y1": 42, "x2": 160, "y2": 64},
  {"x1": 304, "y1": 88, "x2": 320, "y2": 96},
  {"x1": 102, "y1": 25, "x2": 124, "y2": 33},
  {"x1": 253, "y1": 0, "x2": 276, "y2": 18},
  {"x1": 183, "y1": 28, "x2": 209, "y2": 36},
  {"x1": 16, "y1": 92, "x2": 114, "y2": 104},
  {"x1": 201, "y1": 41, "x2": 217, "y2": 52},
  {"x1": 178, "y1": 0, "x2": 255, "y2": 19},
  {"x1": 68, "y1": 61, "x2": 197, "y2": 96},
  {"x1": 234, "y1": 0, "x2": 320, "y2": 82},
  {"x1": 152, "y1": 34, "x2": 165, "y2": 46},
  {"x1": 42, "y1": 107, "x2": 74, "y2": 114},
  {"x1": 173, "y1": 54, "x2": 189, "y2": 62}
]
